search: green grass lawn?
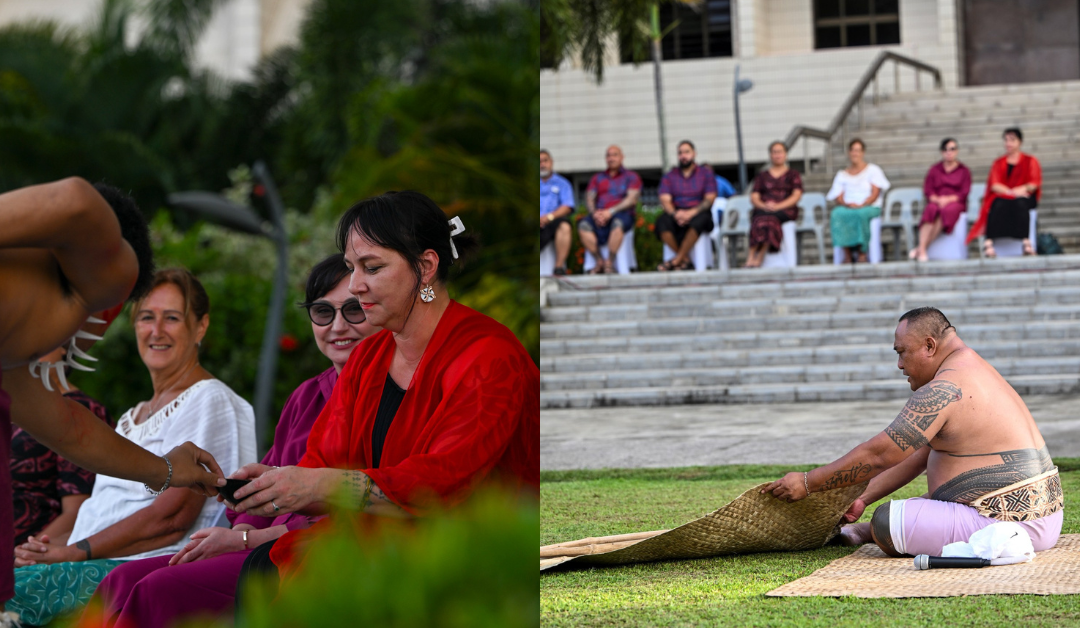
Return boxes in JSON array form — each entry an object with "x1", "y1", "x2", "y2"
[{"x1": 541, "y1": 461, "x2": 1080, "y2": 627}]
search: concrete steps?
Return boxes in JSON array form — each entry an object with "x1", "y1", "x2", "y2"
[{"x1": 539, "y1": 255, "x2": 1080, "y2": 408}]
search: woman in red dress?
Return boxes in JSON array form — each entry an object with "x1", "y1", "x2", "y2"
[
  {"x1": 967, "y1": 128, "x2": 1041, "y2": 258},
  {"x1": 225, "y1": 191, "x2": 539, "y2": 599}
]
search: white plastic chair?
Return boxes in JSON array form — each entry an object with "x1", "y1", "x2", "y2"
[
  {"x1": 583, "y1": 228, "x2": 638, "y2": 274},
  {"x1": 539, "y1": 242, "x2": 555, "y2": 276},
  {"x1": 760, "y1": 221, "x2": 798, "y2": 268},
  {"x1": 715, "y1": 195, "x2": 752, "y2": 270},
  {"x1": 926, "y1": 188, "x2": 977, "y2": 260},
  {"x1": 992, "y1": 210, "x2": 1038, "y2": 258},
  {"x1": 663, "y1": 229, "x2": 712, "y2": 271},
  {"x1": 796, "y1": 192, "x2": 827, "y2": 265},
  {"x1": 880, "y1": 187, "x2": 922, "y2": 261}
]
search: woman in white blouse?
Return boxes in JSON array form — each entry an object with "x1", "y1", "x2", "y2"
[
  {"x1": 828, "y1": 139, "x2": 891, "y2": 263},
  {"x1": 7, "y1": 268, "x2": 255, "y2": 625}
]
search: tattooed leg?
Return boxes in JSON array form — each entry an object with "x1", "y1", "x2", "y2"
[{"x1": 870, "y1": 502, "x2": 904, "y2": 557}]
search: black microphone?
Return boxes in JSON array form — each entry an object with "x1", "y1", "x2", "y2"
[{"x1": 913, "y1": 555, "x2": 992, "y2": 570}]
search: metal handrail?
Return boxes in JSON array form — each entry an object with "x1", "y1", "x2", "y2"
[{"x1": 783, "y1": 51, "x2": 943, "y2": 174}]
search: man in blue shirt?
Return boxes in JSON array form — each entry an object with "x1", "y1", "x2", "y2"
[
  {"x1": 715, "y1": 174, "x2": 737, "y2": 198},
  {"x1": 540, "y1": 150, "x2": 574, "y2": 275}
]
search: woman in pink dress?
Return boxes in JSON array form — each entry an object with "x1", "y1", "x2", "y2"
[{"x1": 910, "y1": 138, "x2": 971, "y2": 262}]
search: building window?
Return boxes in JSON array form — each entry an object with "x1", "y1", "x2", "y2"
[
  {"x1": 814, "y1": 0, "x2": 900, "y2": 49},
  {"x1": 621, "y1": 0, "x2": 732, "y2": 63}
]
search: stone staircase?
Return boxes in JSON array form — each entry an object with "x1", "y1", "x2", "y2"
[
  {"x1": 540, "y1": 255, "x2": 1080, "y2": 409},
  {"x1": 795, "y1": 80, "x2": 1080, "y2": 262}
]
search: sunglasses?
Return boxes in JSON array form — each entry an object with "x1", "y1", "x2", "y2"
[{"x1": 303, "y1": 299, "x2": 366, "y2": 326}]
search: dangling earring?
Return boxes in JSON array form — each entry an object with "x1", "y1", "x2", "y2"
[{"x1": 420, "y1": 285, "x2": 436, "y2": 303}]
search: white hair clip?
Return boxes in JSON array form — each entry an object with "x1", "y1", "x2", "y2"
[
  {"x1": 28, "y1": 316, "x2": 107, "y2": 392},
  {"x1": 448, "y1": 216, "x2": 465, "y2": 260}
]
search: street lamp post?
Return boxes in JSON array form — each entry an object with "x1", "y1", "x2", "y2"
[
  {"x1": 167, "y1": 161, "x2": 288, "y2": 458},
  {"x1": 733, "y1": 65, "x2": 754, "y2": 193}
]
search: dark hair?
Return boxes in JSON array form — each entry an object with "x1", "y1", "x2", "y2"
[
  {"x1": 768, "y1": 141, "x2": 787, "y2": 153},
  {"x1": 940, "y1": 137, "x2": 958, "y2": 151},
  {"x1": 304, "y1": 253, "x2": 350, "y2": 304},
  {"x1": 94, "y1": 183, "x2": 154, "y2": 302},
  {"x1": 539, "y1": 149, "x2": 551, "y2": 158},
  {"x1": 848, "y1": 138, "x2": 865, "y2": 151},
  {"x1": 678, "y1": 140, "x2": 695, "y2": 151},
  {"x1": 133, "y1": 267, "x2": 210, "y2": 324},
  {"x1": 1003, "y1": 127, "x2": 1023, "y2": 142},
  {"x1": 335, "y1": 191, "x2": 480, "y2": 291},
  {"x1": 898, "y1": 307, "x2": 954, "y2": 339}
]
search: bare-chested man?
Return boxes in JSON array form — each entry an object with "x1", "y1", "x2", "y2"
[
  {"x1": 763, "y1": 307, "x2": 1061, "y2": 557},
  {"x1": 0, "y1": 178, "x2": 226, "y2": 617}
]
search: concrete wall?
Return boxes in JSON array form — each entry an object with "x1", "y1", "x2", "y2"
[{"x1": 540, "y1": 0, "x2": 961, "y2": 174}]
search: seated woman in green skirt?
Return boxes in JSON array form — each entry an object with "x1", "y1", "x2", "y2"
[{"x1": 827, "y1": 139, "x2": 891, "y2": 263}]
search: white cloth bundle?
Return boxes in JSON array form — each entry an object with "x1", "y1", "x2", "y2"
[{"x1": 941, "y1": 522, "x2": 1035, "y2": 566}]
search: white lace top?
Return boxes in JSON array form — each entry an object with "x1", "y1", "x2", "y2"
[
  {"x1": 68, "y1": 379, "x2": 257, "y2": 561},
  {"x1": 826, "y1": 163, "x2": 891, "y2": 207}
]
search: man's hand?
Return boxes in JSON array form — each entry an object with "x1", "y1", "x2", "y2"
[
  {"x1": 761, "y1": 471, "x2": 809, "y2": 503},
  {"x1": 164, "y1": 442, "x2": 226, "y2": 497},
  {"x1": 539, "y1": 214, "x2": 550, "y2": 228},
  {"x1": 594, "y1": 209, "x2": 611, "y2": 227},
  {"x1": 841, "y1": 497, "x2": 868, "y2": 523},
  {"x1": 14, "y1": 535, "x2": 82, "y2": 566},
  {"x1": 674, "y1": 209, "x2": 694, "y2": 227}
]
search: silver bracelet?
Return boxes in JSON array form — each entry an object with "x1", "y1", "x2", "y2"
[
  {"x1": 145, "y1": 455, "x2": 173, "y2": 495},
  {"x1": 803, "y1": 471, "x2": 811, "y2": 496}
]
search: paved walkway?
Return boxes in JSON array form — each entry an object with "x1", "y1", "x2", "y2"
[{"x1": 541, "y1": 395, "x2": 1080, "y2": 470}]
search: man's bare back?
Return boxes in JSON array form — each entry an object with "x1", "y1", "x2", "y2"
[{"x1": 918, "y1": 346, "x2": 1050, "y2": 503}]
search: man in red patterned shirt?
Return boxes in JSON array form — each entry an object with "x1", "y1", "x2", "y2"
[{"x1": 579, "y1": 146, "x2": 641, "y2": 274}]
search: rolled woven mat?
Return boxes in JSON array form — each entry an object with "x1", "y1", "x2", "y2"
[
  {"x1": 541, "y1": 481, "x2": 867, "y2": 572},
  {"x1": 768, "y1": 534, "x2": 1080, "y2": 598}
]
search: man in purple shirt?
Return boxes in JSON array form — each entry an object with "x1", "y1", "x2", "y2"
[
  {"x1": 579, "y1": 145, "x2": 642, "y2": 274},
  {"x1": 656, "y1": 140, "x2": 718, "y2": 271}
]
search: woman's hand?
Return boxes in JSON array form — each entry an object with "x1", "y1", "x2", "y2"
[
  {"x1": 169, "y1": 527, "x2": 246, "y2": 566},
  {"x1": 14, "y1": 535, "x2": 82, "y2": 567},
  {"x1": 761, "y1": 472, "x2": 809, "y2": 503},
  {"x1": 230, "y1": 465, "x2": 326, "y2": 518}
]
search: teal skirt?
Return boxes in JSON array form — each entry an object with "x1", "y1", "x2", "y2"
[
  {"x1": 7, "y1": 559, "x2": 122, "y2": 626},
  {"x1": 830, "y1": 205, "x2": 881, "y2": 251}
]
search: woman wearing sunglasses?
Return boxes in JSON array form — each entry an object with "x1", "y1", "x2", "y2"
[
  {"x1": 223, "y1": 191, "x2": 539, "y2": 602},
  {"x1": 91, "y1": 254, "x2": 378, "y2": 628}
]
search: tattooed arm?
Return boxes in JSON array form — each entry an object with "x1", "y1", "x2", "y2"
[{"x1": 764, "y1": 379, "x2": 961, "y2": 502}]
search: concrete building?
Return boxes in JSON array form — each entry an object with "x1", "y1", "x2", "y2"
[
  {"x1": 0, "y1": 0, "x2": 313, "y2": 81},
  {"x1": 540, "y1": 0, "x2": 1080, "y2": 186}
]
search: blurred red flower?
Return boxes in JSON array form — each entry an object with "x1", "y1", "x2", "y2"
[{"x1": 279, "y1": 334, "x2": 299, "y2": 352}]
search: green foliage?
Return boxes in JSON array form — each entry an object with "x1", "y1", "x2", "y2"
[
  {"x1": 78, "y1": 167, "x2": 342, "y2": 421},
  {"x1": 541, "y1": 464, "x2": 1080, "y2": 627},
  {"x1": 230, "y1": 493, "x2": 538, "y2": 628},
  {"x1": 564, "y1": 205, "x2": 664, "y2": 274}
]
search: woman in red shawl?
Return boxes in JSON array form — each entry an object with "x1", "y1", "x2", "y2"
[
  {"x1": 224, "y1": 191, "x2": 539, "y2": 599},
  {"x1": 967, "y1": 127, "x2": 1041, "y2": 257}
]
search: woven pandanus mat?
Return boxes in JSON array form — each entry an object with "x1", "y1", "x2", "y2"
[
  {"x1": 768, "y1": 534, "x2": 1080, "y2": 598},
  {"x1": 541, "y1": 481, "x2": 867, "y2": 572}
]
